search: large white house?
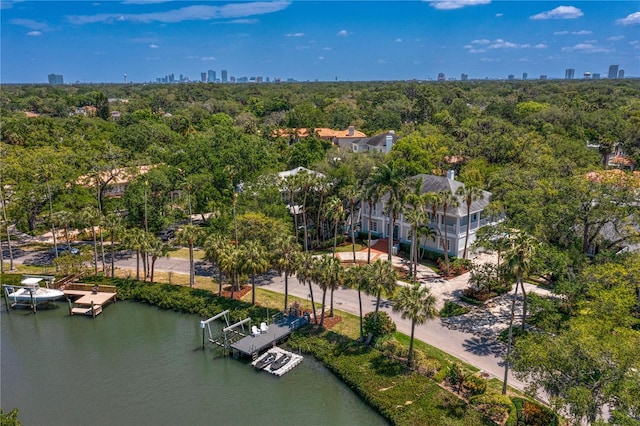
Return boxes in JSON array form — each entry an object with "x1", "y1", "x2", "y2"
[{"x1": 359, "y1": 173, "x2": 496, "y2": 258}]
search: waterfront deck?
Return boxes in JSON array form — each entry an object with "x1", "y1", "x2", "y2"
[
  {"x1": 63, "y1": 284, "x2": 116, "y2": 317},
  {"x1": 230, "y1": 314, "x2": 308, "y2": 357}
]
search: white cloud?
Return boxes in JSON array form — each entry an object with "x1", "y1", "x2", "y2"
[
  {"x1": 561, "y1": 43, "x2": 610, "y2": 53},
  {"x1": 607, "y1": 35, "x2": 624, "y2": 41},
  {"x1": 337, "y1": 29, "x2": 350, "y2": 37},
  {"x1": 534, "y1": 43, "x2": 547, "y2": 48},
  {"x1": 285, "y1": 32, "x2": 304, "y2": 37},
  {"x1": 321, "y1": 47, "x2": 332, "y2": 51},
  {"x1": 317, "y1": 56, "x2": 324, "y2": 60},
  {"x1": 488, "y1": 39, "x2": 518, "y2": 49},
  {"x1": 395, "y1": 38, "x2": 402, "y2": 42},
  {"x1": 572, "y1": 30, "x2": 591, "y2": 35},
  {"x1": 67, "y1": 2, "x2": 291, "y2": 25},
  {"x1": 149, "y1": 44, "x2": 159, "y2": 48},
  {"x1": 227, "y1": 19, "x2": 258, "y2": 24},
  {"x1": 479, "y1": 57, "x2": 500, "y2": 62},
  {"x1": 27, "y1": 31, "x2": 42, "y2": 36},
  {"x1": 471, "y1": 39, "x2": 490, "y2": 45},
  {"x1": 201, "y1": 56, "x2": 216, "y2": 61},
  {"x1": 518, "y1": 57, "x2": 531, "y2": 62},
  {"x1": 616, "y1": 12, "x2": 640, "y2": 26},
  {"x1": 495, "y1": 13, "x2": 503, "y2": 17},
  {"x1": 377, "y1": 59, "x2": 388, "y2": 64},
  {"x1": 554, "y1": 31, "x2": 569, "y2": 35},
  {"x1": 428, "y1": 0, "x2": 490, "y2": 11},
  {"x1": 122, "y1": 0, "x2": 172, "y2": 4},
  {"x1": 530, "y1": 6, "x2": 583, "y2": 20},
  {"x1": 11, "y1": 18, "x2": 49, "y2": 30}
]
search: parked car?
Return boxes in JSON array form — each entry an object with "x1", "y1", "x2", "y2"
[
  {"x1": 51, "y1": 246, "x2": 80, "y2": 255},
  {"x1": 158, "y1": 228, "x2": 175, "y2": 242}
]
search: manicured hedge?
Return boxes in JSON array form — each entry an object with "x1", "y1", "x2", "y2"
[{"x1": 289, "y1": 328, "x2": 492, "y2": 426}]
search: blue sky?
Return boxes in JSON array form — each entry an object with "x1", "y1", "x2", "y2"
[{"x1": 1, "y1": 1, "x2": 639, "y2": 83}]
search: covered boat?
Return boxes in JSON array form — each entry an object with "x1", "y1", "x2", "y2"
[{"x1": 3, "y1": 278, "x2": 64, "y2": 302}]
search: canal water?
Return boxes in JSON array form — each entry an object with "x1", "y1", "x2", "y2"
[{"x1": 1, "y1": 301, "x2": 388, "y2": 426}]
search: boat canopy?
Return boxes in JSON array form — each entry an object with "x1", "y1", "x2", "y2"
[{"x1": 21, "y1": 278, "x2": 43, "y2": 286}]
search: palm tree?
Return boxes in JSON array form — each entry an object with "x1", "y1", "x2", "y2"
[
  {"x1": 366, "y1": 259, "x2": 398, "y2": 344},
  {"x1": 272, "y1": 235, "x2": 300, "y2": 311},
  {"x1": 439, "y1": 190, "x2": 459, "y2": 276},
  {"x1": 297, "y1": 171, "x2": 317, "y2": 252},
  {"x1": 124, "y1": 227, "x2": 146, "y2": 281},
  {"x1": 203, "y1": 234, "x2": 229, "y2": 296},
  {"x1": 404, "y1": 192, "x2": 428, "y2": 278},
  {"x1": 392, "y1": 282, "x2": 437, "y2": 365},
  {"x1": 362, "y1": 175, "x2": 382, "y2": 264},
  {"x1": 52, "y1": 210, "x2": 73, "y2": 251},
  {"x1": 417, "y1": 223, "x2": 437, "y2": 263},
  {"x1": 295, "y1": 251, "x2": 318, "y2": 324},
  {"x1": 147, "y1": 237, "x2": 169, "y2": 283},
  {"x1": 343, "y1": 264, "x2": 370, "y2": 340},
  {"x1": 325, "y1": 196, "x2": 345, "y2": 256},
  {"x1": 242, "y1": 240, "x2": 270, "y2": 305},
  {"x1": 456, "y1": 185, "x2": 484, "y2": 259},
  {"x1": 501, "y1": 230, "x2": 538, "y2": 395},
  {"x1": 315, "y1": 255, "x2": 342, "y2": 325},
  {"x1": 176, "y1": 224, "x2": 203, "y2": 287},
  {"x1": 218, "y1": 243, "x2": 242, "y2": 298},
  {"x1": 40, "y1": 168, "x2": 59, "y2": 267},
  {"x1": 103, "y1": 213, "x2": 122, "y2": 278},
  {"x1": 341, "y1": 184, "x2": 359, "y2": 264},
  {"x1": 223, "y1": 165, "x2": 239, "y2": 247},
  {"x1": 371, "y1": 163, "x2": 409, "y2": 261},
  {"x1": 80, "y1": 207, "x2": 102, "y2": 276}
]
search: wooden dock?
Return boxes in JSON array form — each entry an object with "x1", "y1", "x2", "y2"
[
  {"x1": 230, "y1": 314, "x2": 308, "y2": 357},
  {"x1": 62, "y1": 283, "x2": 116, "y2": 317}
]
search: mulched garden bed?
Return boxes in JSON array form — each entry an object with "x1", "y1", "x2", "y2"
[{"x1": 220, "y1": 285, "x2": 251, "y2": 300}]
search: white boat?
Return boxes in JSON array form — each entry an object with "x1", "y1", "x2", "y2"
[{"x1": 3, "y1": 278, "x2": 64, "y2": 302}]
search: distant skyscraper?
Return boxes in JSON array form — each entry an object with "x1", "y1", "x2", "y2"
[
  {"x1": 437, "y1": 72, "x2": 445, "y2": 81},
  {"x1": 608, "y1": 65, "x2": 619, "y2": 79},
  {"x1": 523, "y1": 72, "x2": 528, "y2": 80},
  {"x1": 221, "y1": 70, "x2": 228, "y2": 83},
  {"x1": 618, "y1": 69, "x2": 624, "y2": 79},
  {"x1": 540, "y1": 75, "x2": 547, "y2": 80},
  {"x1": 565, "y1": 68, "x2": 575, "y2": 80},
  {"x1": 200, "y1": 72, "x2": 207, "y2": 82},
  {"x1": 593, "y1": 73, "x2": 600, "y2": 79},
  {"x1": 47, "y1": 73, "x2": 64, "y2": 85},
  {"x1": 207, "y1": 70, "x2": 215, "y2": 82},
  {"x1": 461, "y1": 73, "x2": 468, "y2": 81},
  {"x1": 508, "y1": 74, "x2": 515, "y2": 80}
]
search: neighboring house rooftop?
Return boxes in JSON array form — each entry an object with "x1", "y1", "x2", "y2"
[
  {"x1": 24, "y1": 112, "x2": 40, "y2": 118},
  {"x1": 277, "y1": 166, "x2": 325, "y2": 179},
  {"x1": 343, "y1": 131, "x2": 399, "y2": 153},
  {"x1": 76, "y1": 165, "x2": 156, "y2": 188}
]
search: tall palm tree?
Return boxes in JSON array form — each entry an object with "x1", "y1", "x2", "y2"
[
  {"x1": 223, "y1": 165, "x2": 239, "y2": 247},
  {"x1": 272, "y1": 235, "x2": 300, "y2": 311},
  {"x1": 203, "y1": 234, "x2": 228, "y2": 296},
  {"x1": 371, "y1": 163, "x2": 409, "y2": 261},
  {"x1": 295, "y1": 251, "x2": 318, "y2": 324},
  {"x1": 147, "y1": 237, "x2": 169, "y2": 283},
  {"x1": 218, "y1": 243, "x2": 242, "y2": 298},
  {"x1": 366, "y1": 259, "x2": 398, "y2": 344},
  {"x1": 315, "y1": 255, "x2": 342, "y2": 325},
  {"x1": 456, "y1": 185, "x2": 484, "y2": 259},
  {"x1": 501, "y1": 230, "x2": 538, "y2": 395},
  {"x1": 80, "y1": 207, "x2": 101, "y2": 276},
  {"x1": 392, "y1": 282, "x2": 437, "y2": 365},
  {"x1": 103, "y1": 213, "x2": 122, "y2": 278},
  {"x1": 176, "y1": 224, "x2": 203, "y2": 287},
  {"x1": 40, "y1": 168, "x2": 59, "y2": 267},
  {"x1": 362, "y1": 175, "x2": 382, "y2": 265},
  {"x1": 124, "y1": 227, "x2": 146, "y2": 281},
  {"x1": 52, "y1": 210, "x2": 73, "y2": 251},
  {"x1": 439, "y1": 190, "x2": 459, "y2": 276},
  {"x1": 404, "y1": 191, "x2": 428, "y2": 278},
  {"x1": 325, "y1": 196, "x2": 345, "y2": 256},
  {"x1": 297, "y1": 171, "x2": 317, "y2": 252},
  {"x1": 242, "y1": 240, "x2": 270, "y2": 305},
  {"x1": 341, "y1": 184, "x2": 359, "y2": 264},
  {"x1": 343, "y1": 264, "x2": 370, "y2": 341}
]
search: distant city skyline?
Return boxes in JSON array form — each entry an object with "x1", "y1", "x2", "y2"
[{"x1": 1, "y1": 1, "x2": 639, "y2": 84}]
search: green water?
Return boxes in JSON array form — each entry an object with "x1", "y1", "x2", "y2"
[{"x1": 1, "y1": 301, "x2": 388, "y2": 426}]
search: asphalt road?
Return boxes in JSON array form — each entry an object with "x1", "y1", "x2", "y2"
[{"x1": 4, "y1": 245, "x2": 529, "y2": 394}]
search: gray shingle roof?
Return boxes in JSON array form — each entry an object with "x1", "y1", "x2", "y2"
[{"x1": 412, "y1": 174, "x2": 492, "y2": 217}]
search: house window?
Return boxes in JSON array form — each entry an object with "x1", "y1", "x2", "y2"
[
  {"x1": 471, "y1": 213, "x2": 478, "y2": 222},
  {"x1": 439, "y1": 238, "x2": 451, "y2": 251},
  {"x1": 371, "y1": 221, "x2": 378, "y2": 232}
]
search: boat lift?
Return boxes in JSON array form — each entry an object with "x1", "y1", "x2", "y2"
[{"x1": 200, "y1": 310, "x2": 253, "y2": 356}]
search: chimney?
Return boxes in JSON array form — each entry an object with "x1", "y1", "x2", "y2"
[
  {"x1": 348, "y1": 126, "x2": 354, "y2": 136},
  {"x1": 385, "y1": 133, "x2": 393, "y2": 153},
  {"x1": 446, "y1": 170, "x2": 455, "y2": 180}
]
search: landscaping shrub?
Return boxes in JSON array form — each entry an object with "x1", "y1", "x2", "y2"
[
  {"x1": 462, "y1": 375, "x2": 487, "y2": 398},
  {"x1": 363, "y1": 311, "x2": 396, "y2": 343},
  {"x1": 470, "y1": 393, "x2": 516, "y2": 426},
  {"x1": 417, "y1": 358, "x2": 440, "y2": 378},
  {"x1": 464, "y1": 262, "x2": 511, "y2": 302},
  {"x1": 437, "y1": 257, "x2": 471, "y2": 277},
  {"x1": 445, "y1": 363, "x2": 464, "y2": 393},
  {"x1": 439, "y1": 301, "x2": 471, "y2": 317},
  {"x1": 511, "y1": 397, "x2": 558, "y2": 426}
]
